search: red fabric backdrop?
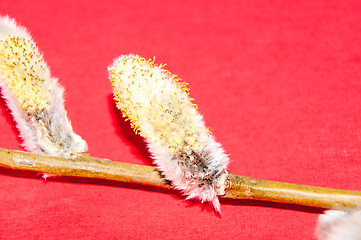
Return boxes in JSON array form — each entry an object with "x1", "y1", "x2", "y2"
[{"x1": 1, "y1": 0, "x2": 361, "y2": 239}]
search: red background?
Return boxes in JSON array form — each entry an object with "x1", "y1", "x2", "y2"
[{"x1": 1, "y1": 0, "x2": 361, "y2": 239}]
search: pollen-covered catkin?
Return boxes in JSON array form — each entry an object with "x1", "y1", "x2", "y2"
[
  {"x1": 0, "y1": 16, "x2": 87, "y2": 156},
  {"x1": 109, "y1": 54, "x2": 229, "y2": 212}
]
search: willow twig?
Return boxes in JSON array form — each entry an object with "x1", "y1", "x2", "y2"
[{"x1": 1, "y1": 147, "x2": 361, "y2": 210}]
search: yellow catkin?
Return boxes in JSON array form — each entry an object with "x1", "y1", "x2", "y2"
[
  {"x1": 0, "y1": 16, "x2": 88, "y2": 156},
  {"x1": 109, "y1": 55, "x2": 229, "y2": 212},
  {"x1": 110, "y1": 55, "x2": 205, "y2": 153},
  {"x1": 0, "y1": 36, "x2": 50, "y2": 111}
]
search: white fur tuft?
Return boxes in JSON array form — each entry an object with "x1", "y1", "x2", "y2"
[{"x1": 317, "y1": 210, "x2": 361, "y2": 240}]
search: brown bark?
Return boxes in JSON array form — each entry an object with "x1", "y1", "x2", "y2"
[{"x1": 1, "y1": 148, "x2": 361, "y2": 210}]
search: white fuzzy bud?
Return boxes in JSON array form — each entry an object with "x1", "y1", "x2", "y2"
[
  {"x1": 0, "y1": 16, "x2": 87, "y2": 156},
  {"x1": 109, "y1": 54, "x2": 229, "y2": 212}
]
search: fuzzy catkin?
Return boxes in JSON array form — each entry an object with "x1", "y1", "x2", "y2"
[
  {"x1": 0, "y1": 16, "x2": 87, "y2": 156},
  {"x1": 109, "y1": 54, "x2": 229, "y2": 211}
]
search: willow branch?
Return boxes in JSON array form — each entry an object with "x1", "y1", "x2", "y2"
[{"x1": 1, "y1": 147, "x2": 361, "y2": 210}]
